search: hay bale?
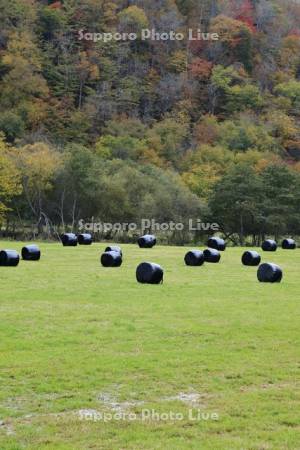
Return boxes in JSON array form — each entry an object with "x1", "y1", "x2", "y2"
[
  {"x1": 138, "y1": 235, "x2": 157, "y2": 248},
  {"x1": 105, "y1": 245, "x2": 122, "y2": 256},
  {"x1": 262, "y1": 239, "x2": 277, "y2": 252},
  {"x1": 184, "y1": 250, "x2": 205, "y2": 266},
  {"x1": 0, "y1": 250, "x2": 20, "y2": 267},
  {"x1": 22, "y1": 245, "x2": 41, "y2": 261},
  {"x1": 203, "y1": 248, "x2": 221, "y2": 263},
  {"x1": 101, "y1": 251, "x2": 122, "y2": 267},
  {"x1": 136, "y1": 262, "x2": 164, "y2": 284},
  {"x1": 241, "y1": 250, "x2": 261, "y2": 266},
  {"x1": 282, "y1": 238, "x2": 296, "y2": 250},
  {"x1": 207, "y1": 237, "x2": 226, "y2": 251},
  {"x1": 61, "y1": 233, "x2": 78, "y2": 247},
  {"x1": 257, "y1": 263, "x2": 282, "y2": 283},
  {"x1": 78, "y1": 233, "x2": 92, "y2": 245}
]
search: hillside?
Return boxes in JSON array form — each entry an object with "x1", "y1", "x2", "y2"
[{"x1": 0, "y1": 0, "x2": 300, "y2": 242}]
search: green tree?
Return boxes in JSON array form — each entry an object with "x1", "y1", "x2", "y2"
[
  {"x1": 95, "y1": 135, "x2": 148, "y2": 161},
  {"x1": 209, "y1": 164, "x2": 263, "y2": 245},
  {"x1": 209, "y1": 65, "x2": 263, "y2": 114},
  {"x1": 274, "y1": 81, "x2": 300, "y2": 115},
  {"x1": 260, "y1": 164, "x2": 299, "y2": 238}
]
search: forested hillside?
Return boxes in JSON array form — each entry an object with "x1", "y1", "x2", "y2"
[{"x1": 0, "y1": 0, "x2": 300, "y2": 243}]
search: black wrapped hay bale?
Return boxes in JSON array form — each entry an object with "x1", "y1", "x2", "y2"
[
  {"x1": 242, "y1": 250, "x2": 261, "y2": 266},
  {"x1": 184, "y1": 250, "x2": 205, "y2": 266},
  {"x1": 78, "y1": 233, "x2": 92, "y2": 245},
  {"x1": 101, "y1": 251, "x2": 122, "y2": 267},
  {"x1": 282, "y1": 238, "x2": 296, "y2": 250},
  {"x1": 136, "y1": 262, "x2": 164, "y2": 284},
  {"x1": 105, "y1": 245, "x2": 122, "y2": 256},
  {"x1": 61, "y1": 233, "x2": 78, "y2": 247},
  {"x1": 22, "y1": 245, "x2": 41, "y2": 261},
  {"x1": 262, "y1": 239, "x2": 277, "y2": 252},
  {"x1": 0, "y1": 250, "x2": 20, "y2": 267},
  {"x1": 138, "y1": 235, "x2": 156, "y2": 248},
  {"x1": 257, "y1": 263, "x2": 283, "y2": 283},
  {"x1": 203, "y1": 248, "x2": 221, "y2": 263},
  {"x1": 207, "y1": 237, "x2": 226, "y2": 251}
]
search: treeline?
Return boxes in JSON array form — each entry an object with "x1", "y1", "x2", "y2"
[
  {"x1": 1, "y1": 137, "x2": 300, "y2": 244},
  {"x1": 0, "y1": 0, "x2": 300, "y2": 244}
]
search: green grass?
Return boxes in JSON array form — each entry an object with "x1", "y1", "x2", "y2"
[{"x1": 0, "y1": 242, "x2": 299, "y2": 449}]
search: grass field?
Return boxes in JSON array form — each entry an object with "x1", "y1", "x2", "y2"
[{"x1": 0, "y1": 242, "x2": 299, "y2": 449}]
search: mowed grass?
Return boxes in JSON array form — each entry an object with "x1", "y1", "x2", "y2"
[{"x1": 0, "y1": 242, "x2": 299, "y2": 450}]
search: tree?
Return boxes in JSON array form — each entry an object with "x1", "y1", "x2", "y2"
[
  {"x1": 52, "y1": 144, "x2": 96, "y2": 229},
  {"x1": 181, "y1": 144, "x2": 234, "y2": 199},
  {"x1": 279, "y1": 35, "x2": 300, "y2": 77},
  {"x1": 37, "y1": 5, "x2": 66, "y2": 40},
  {"x1": 13, "y1": 143, "x2": 61, "y2": 233},
  {"x1": 0, "y1": 135, "x2": 21, "y2": 221},
  {"x1": 146, "y1": 118, "x2": 189, "y2": 168},
  {"x1": 95, "y1": 135, "x2": 148, "y2": 161},
  {"x1": 188, "y1": 58, "x2": 213, "y2": 80},
  {"x1": 259, "y1": 164, "x2": 299, "y2": 238},
  {"x1": 209, "y1": 65, "x2": 263, "y2": 114},
  {"x1": 209, "y1": 15, "x2": 254, "y2": 71},
  {"x1": 0, "y1": 31, "x2": 49, "y2": 140},
  {"x1": 274, "y1": 80, "x2": 300, "y2": 115},
  {"x1": 208, "y1": 164, "x2": 263, "y2": 245},
  {"x1": 217, "y1": 119, "x2": 277, "y2": 153},
  {"x1": 118, "y1": 6, "x2": 149, "y2": 34}
]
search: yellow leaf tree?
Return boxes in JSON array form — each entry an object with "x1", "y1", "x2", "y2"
[{"x1": 0, "y1": 135, "x2": 22, "y2": 221}]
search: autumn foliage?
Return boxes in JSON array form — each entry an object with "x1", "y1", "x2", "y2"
[{"x1": 0, "y1": 0, "x2": 300, "y2": 241}]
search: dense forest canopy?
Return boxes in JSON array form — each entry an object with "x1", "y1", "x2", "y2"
[{"x1": 0, "y1": 0, "x2": 300, "y2": 244}]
